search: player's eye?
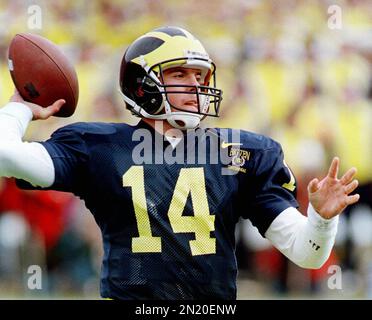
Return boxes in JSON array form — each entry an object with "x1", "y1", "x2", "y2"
[{"x1": 173, "y1": 72, "x2": 184, "y2": 78}]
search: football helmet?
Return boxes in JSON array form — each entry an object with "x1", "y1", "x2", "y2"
[{"x1": 119, "y1": 26, "x2": 223, "y2": 130}]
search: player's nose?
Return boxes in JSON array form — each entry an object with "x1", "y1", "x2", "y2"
[{"x1": 185, "y1": 75, "x2": 201, "y2": 91}]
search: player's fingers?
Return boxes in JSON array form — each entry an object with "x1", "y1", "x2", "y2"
[
  {"x1": 346, "y1": 194, "x2": 360, "y2": 206},
  {"x1": 340, "y1": 167, "x2": 357, "y2": 185},
  {"x1": 51, "y1": 99, "x2": 65, "y2": 111},
  {"x1": 327, "y1": 157, "x2": 339, "y2": 179},
  {"x1": 344, "y1": 179, "x2": 358, "y2": 194},
  {"x1": 38, "y1": 99, "x2": 65, "y2": 119},
  {"x1": 37, "y1": 109, "x2": 50, "y2": 120},
  {"x1": 308, "y1": 178, "x2": 320, "y2": 194},
  {"x1": 47, "y1": 99, "x2": 65, "y2": 116}
]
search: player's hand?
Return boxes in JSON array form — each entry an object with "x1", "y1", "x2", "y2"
[
  {"x1": 10, "y1": 89, "x2": 65, "y2": 120},
  {"x1": 308, "y1": 157, "x2": 360, "y2": 219}
]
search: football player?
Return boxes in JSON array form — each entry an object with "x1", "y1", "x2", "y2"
[{"x1": 0, "y1": 26, "x2": 359, "y2": 299}]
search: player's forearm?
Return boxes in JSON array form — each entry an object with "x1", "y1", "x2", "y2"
[
  {"x1": 265, "y1": 205, "x2": 338, "y2": 269},
  {"x1": 0, "y1": 102, "x2": 33, "y2": 141},
  {"x1": 0, "y1": 103, "x2": 54, "y2": 187}
]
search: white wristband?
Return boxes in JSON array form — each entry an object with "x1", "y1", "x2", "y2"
[
  {"x1": 0, "y1": 102, "x2": 33, "y2": 138},
  {"x1": 307, "y1": 203, "x2": 339, "y2": 237}
]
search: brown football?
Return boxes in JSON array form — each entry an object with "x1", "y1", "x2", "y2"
[{"x1": 8, "y1": 33, "x2": 79, "y2": 117}]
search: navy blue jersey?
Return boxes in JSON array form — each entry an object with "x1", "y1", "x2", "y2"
[{"x1": 17, "y1": 120, "x2": 298, "y2": 299}]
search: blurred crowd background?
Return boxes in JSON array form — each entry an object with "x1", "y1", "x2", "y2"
[{"x1": 0, "y1": 0, "x2": 371, "y2": 299}]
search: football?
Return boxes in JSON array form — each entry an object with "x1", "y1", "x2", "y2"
[{"x1": 8, "y1": 33, "x2": 79, "y2": 117}]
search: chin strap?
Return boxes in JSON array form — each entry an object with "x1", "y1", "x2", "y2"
[
  {"x1": 162, "y1": 98, "x2": 203, "y2": 130},
  {"x1": 166, "y1": 112, "x2": 202, "y2": 130}
]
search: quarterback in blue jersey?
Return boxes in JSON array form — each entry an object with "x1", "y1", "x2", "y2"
[{"x1": 0, "y1": 26, "x2": 359, "y2": 300}]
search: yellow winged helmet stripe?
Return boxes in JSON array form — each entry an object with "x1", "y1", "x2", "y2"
[{"x1": 132, "y1": 33, "x2": 209, "y2": 71}]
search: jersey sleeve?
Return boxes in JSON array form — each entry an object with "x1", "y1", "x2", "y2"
[
  {"x1": 16, "y1": 123, "x2": 90, "y2": 195},
  {"x1": 241, "y1": 142, "x2": 299, "y2": 236}
]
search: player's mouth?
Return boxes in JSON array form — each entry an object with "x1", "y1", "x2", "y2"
[{"x1": 183, "y1": 101, "x2": 199, "y2": 112}]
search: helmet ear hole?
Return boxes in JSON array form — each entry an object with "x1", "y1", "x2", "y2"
[
  {"x1": 140, "y1": 76, "x2": 163, "y2": 114},
  {"x1": 120, "y1": 61, "x2": 164, "y2": 115},
  {"x1": 141, "y1": 93, "x2": 163, "y2": 114}
]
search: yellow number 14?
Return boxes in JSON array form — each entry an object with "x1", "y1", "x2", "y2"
[{"x1": 123, "y1": 166, "x2": 216, "y2": 256}]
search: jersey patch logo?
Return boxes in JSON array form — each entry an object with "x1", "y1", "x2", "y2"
[{"x1": 226, "y1": 147, "x2": 250, "y2": 173}]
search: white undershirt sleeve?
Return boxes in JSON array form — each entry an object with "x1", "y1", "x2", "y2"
[
  {"x1": 265, "y1": 204, "x2": 339, "y2": 269},
  {"x1": 0, "y1": 102, "x2": 55, "y2": 187}
]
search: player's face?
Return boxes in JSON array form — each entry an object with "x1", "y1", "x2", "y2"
[{"x1": 162, "y1": 67, "x2": 204, "y2": 113}]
